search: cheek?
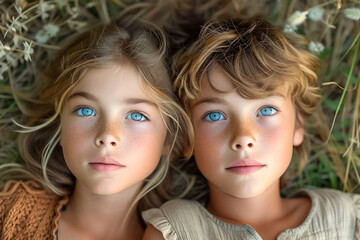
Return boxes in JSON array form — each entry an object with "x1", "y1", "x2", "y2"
[
  {"x1": 60, "y1": 121, "x2": 93, "y2": 158},
  {"x1": 126, "y1": 125, "x2": 167, "y2": 168},
  {"x1": 261, "y1": 118, "x2": 295, "y2": 166},
  {"x1": 193, "y1": 124, "x2": 224, "y2": 174}
]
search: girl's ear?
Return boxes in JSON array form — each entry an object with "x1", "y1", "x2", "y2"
[{"x1": 293, "y1": 113, "x2": 304, "y2": 146}]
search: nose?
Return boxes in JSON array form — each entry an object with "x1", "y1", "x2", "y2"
[
  {"x1": 95, "y1": 120, "x2": 120, "y2": 148},
  {"x1": 232, "y1": 136, "x2": 256, "y2": 151},
  {"x1": 230, "y1": 121, "x2": 256, "y2": 151}
]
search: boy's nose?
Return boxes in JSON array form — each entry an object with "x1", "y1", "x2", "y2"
[
  {"x1": 232, "y1": 136, "x2": 256, "y2": 151},
  {"x1": 230, "y1": 120, "x2": 257, "y2": 151}
]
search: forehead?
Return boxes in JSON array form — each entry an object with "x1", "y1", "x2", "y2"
[
  {"x1": 196, "y1": 65, "x2": 289, "y2": 100},
  {"x1": 67, "y1": 63, "x2": 151, "y2": 100}
]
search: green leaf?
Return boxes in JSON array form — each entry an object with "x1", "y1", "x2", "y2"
[
  {"x1": 341, "y1": 69, "x2": 358, "y2": 84},
  {"x1": 323, "y1": 99, "x2": 339, "y2": 111}
]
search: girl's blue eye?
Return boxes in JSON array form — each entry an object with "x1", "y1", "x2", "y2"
[
  {"x1": 257, "y1": 107, "x2": 277, "y2": 116},
  {"x1": 204, "y1": 112, "x2": 225, "y2": 121},
  {"x1": 75, "y1": 107, "x2": 95, "y2": 116},
  {"x1": 126, "y1": 112, "x2": 147, "y2": 121}
]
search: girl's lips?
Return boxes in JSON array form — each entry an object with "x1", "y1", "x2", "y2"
[
  {"x1": 226, "y1": 159, "x2": 265, "y2": 175},
  {"x1": 226, "y1": 165, "x2": 265, "y2": 175},
  {"x1": 89, "y1": 157, "x2": 125, "y2": 172},
  {"x1": 89, "y1": 163, "x2": 125, "y2": 172}
]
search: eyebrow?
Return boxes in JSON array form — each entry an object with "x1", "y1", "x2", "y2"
[
  {"x1": 123, "y1": 98, "x2": 157, "y2": 107},
  {"x1": 193, "y1": 93, "x2": 286, "y2": 107},
  {"x1": 67, "y1": 91, "x2": 157, "y2": 107},
  {"x1": 193, "y1": 97, "x2": 224, "y2": 107},
  {"x1": 67, "y1": 92, "x2": 98, "y2": 102}
]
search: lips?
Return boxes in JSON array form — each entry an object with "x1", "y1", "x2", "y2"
[
  {"x1": 226, "y1": 159, "x2": 265, "y2": 175},
  {"x1": 89, "y1": 157, "x2": 125, "y2": 172}
]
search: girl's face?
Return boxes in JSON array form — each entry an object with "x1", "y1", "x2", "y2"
[
  {"x1": 191, "y1": 66, "x2": 304, "y2": 199},
  {"x1": 60, "y1": 64, "x2": 167, "y2": 195}
]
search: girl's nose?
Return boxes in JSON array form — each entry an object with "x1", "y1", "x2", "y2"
[
  {"x1": 95, "y1": 120, "x2": 121, "y2": 148},
  {"x1": 95, "y1": 137, "x2": 118, "y2": 147}
]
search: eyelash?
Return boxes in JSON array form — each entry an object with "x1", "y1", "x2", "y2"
[
  {"x1": 201, "y1": 106, "x2": 278, "y2": 121},
  {"x1": 257, "y1": 106, "x2": 278, "y2": 117},
  {"x1": 73, "y1": 107, "x2": 149, "y2": 121},
  {"x1": 74, "y1": 107, "x2": 95, "y2": 117},
  {"x1": 202, "y1": 111, "x2": 226, "y2": 121},
  {"x1": 126, "y1": 112, "x2": 149, "y2": 121}
]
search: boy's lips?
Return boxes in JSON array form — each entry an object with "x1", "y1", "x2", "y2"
[
  {"x1": 226, "y1": 159, "x2": 265, "y2": 175},
  {"x1": 89, "y1": 157, "x2": 125, "y2": 172}
]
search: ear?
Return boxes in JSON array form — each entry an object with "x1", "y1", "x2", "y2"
[{"x1": 293, "y1": 113, "x2": 304, "y2": 146}]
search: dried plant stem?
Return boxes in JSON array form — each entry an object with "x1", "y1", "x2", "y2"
[
  {"x1": 328, "y1": 37, "x2": 360, "y2": 141},
  {"x1": 0, "y1": 25, "x2": 61, "y2": 49},
  {"x1": 343, "y1": 67, "x2": 360, "y2": 189},
  {"x1": 0, "y1": 102, "x2": 16, "y2": 120}
]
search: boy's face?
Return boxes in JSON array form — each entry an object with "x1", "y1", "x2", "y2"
[
  {"x1": 60, "y1": 64, "x2": 167, "y2": 195},
  {"x1": 191, "y1": 66, "x2": 304, "y2": 199}
]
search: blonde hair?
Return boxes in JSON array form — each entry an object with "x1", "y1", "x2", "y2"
[
  {"x1": 174, "y1": 17, "x2": 320, "y2": 184},
  {"x1": 1, "y1": 22, "x2": 193, "y2": 211}
]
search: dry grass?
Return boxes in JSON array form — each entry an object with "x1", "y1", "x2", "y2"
[{"x1": 0, "y1": 0, "x2": 359, "y2": 193}]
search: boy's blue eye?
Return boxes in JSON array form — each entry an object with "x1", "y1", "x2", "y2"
[
  {"x1": 204, "y1": 112, "x2": 225, "y2": 121},
  {"x1": 126, "y1": 112, "x2": 147, "y2": 121},
  {"x1": 75, "y1": 107, "x2": 95, "y2": 116},
  {"x1": 257, "y1": 107, "x2": 277, "y2": 116}
]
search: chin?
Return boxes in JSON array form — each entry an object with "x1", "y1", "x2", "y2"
[
  {"x1": 88, "y1": 184, "x2": 123, "y2": 195},
  {"x1": 222, "y1": 184, "x2": 267, "y2": 199}
]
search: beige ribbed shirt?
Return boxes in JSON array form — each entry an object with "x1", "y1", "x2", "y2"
[{"x1": 142, "y1": 188, "x2": 360, "y2": 239}]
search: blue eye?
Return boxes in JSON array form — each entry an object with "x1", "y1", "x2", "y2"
[
  {"x1": 204, "y1": 112, "x2": 225, "y2": 121},
  {"x1": 75, "y1": 107, "x2": 95, "y2": 116},
  {"x1": 126, "y1": 112, "x2": 147, "y2": 121},
  {"x1": 257, "y1": 107, "x2": 277, "y2": 116}
]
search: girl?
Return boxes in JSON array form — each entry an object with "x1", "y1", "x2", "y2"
[
  {"x1": 142, "y1": 17, "x2": 360, "y2": 240},
  {"x1": 0, "y1": 22, "x2": 192, "y2": 239}
]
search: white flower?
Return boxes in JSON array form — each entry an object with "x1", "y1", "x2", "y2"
[
  {"x1": 0, "y1": 50, "x2": 5, "y2": 59},
  {"x1": 56, "y1": 0, "x2": 67, "y2": 8},
  {"x1": 0, "y1": 63, "x2": 9, "y2": 81},
  {"x1": 23, "y1": 42, "x2": 34, "y2": 61},
  {"x1": 37, "y1": 2, "x2": 56, "y2": 19},
  {"x1": 15, "y1": 5, "x2": 28, "y2": 19},
  {"x1": 6, "y1": 54, "x2": 18, "y2": 67},
  {"x1": 13, "y1": 36, "x2": 19, "y2": 47},
  {"x1": 35, "y1": 24, "x2": 60, "y2": 43},
  {"x1": 0, "y1": 41, "x2": 11, "y2": 59},
  {"x1": 5, "y1": 17, "x2": 28, "y2": 36},
  {"x1": 309, "y1": 41, "x2": 325, "y2": 54},
  {"x1": 344, "y1": 8, "x2": 360, "y2": 21},
  {"x1": 283, "y1": 24, "x2": 297, "y2": 33},
  {"x1": 308, "y1": 7, "x2": 323, "y2": 21},
  {"x1": 288, "y1": 11, "x2": 308, "y2": 26},
  {"x1": 70, "y1": 7, "x2": 79, "y2": 19}
]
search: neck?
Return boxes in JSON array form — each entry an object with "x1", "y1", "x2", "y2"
[
  {"x1": 62, "y1": 181, "x2": 144, "y2": 239},
  {"x1": 206, "y1": 181, "x2": 284, "y2": 227}
]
